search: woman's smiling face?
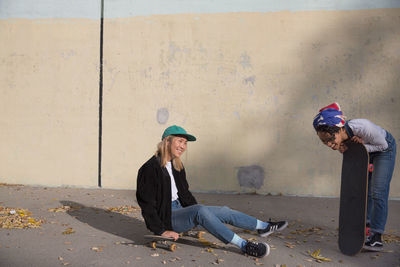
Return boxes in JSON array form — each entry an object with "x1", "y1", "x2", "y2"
[
  {"x1": 169, "y1": 136, "x2": 188, "y2": 159},
  {"x1": 317, "y1": 129, "x2": 347, "y2": 150}
]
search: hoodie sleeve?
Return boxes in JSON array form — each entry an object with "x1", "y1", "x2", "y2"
[{"x1": 348, "y1": 119, "x2": 388, "y2": 153}]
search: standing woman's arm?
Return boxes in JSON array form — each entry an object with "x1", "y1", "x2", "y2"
[{"x1": 349, "y1": 119, "x2": 388, "y2": 152}]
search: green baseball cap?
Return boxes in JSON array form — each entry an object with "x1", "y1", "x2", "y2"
[{"x1": 162, "y1": 125, "x2": 196, "y2": 141}]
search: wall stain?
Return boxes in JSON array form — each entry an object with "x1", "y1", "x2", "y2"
[
  {"x1": 157, "y1": 108, "x2": 169, "y2": 124},
  {"x1": 237, "y1": 165, "x2": 265, "y2": 189},
  {"x1": 233, "y1": 111, "x2": 240, "y2": 120},
  {"x1": 243, "y1": 75, "x2": 256, "y2": 86},
  {"x1": 239, "y1": 52, "x2": 252, "y2": 69},
  {"x1": 168, "y1": 42, "x2": 181, "y2": 63}
]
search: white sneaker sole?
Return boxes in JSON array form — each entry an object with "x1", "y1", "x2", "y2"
[
  {"x1": 363, "y1": 244, "x2": 383, "y2": 252},
  {"x1": 262, "y1": 242, "x2": 270, "y2": 257}
]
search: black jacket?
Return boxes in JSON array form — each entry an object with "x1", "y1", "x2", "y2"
[{"x1": 136, "y1": 156, "x2": 197, "y2": 235}]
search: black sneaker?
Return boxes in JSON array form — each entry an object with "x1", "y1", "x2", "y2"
[
  {"x1": 364, "y1": 233, "x2": 383, "y2": 251},
  {"x1": 243, "y1": 241, "x2": 270, "y2": 258},
  {"x1": 258, "y1": 220, "x2": 288, "y2": 237}
]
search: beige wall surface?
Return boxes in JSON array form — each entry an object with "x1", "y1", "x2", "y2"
[
  {"x1": 0, "y1": 19, "x2": 100, "y2": 187},
  {"x1": 102, "y1": 9, "x2": 400, "y2": 197},
  {"x1": 1, "y1": 8, "x2": 399, "y2": 198}
]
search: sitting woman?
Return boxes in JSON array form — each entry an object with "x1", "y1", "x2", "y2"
[{"x1": 136, "y1": 125, "x2": 288, "y2": 258}]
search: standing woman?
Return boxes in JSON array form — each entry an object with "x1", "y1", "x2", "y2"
[
  {"x1": 313, "y1": 103, "x2": 397, "y2": 250},
  {"x1": 136, "y1": 125, "x2": 288, "y2": 258}
]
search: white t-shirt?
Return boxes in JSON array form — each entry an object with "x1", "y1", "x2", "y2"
[{"x1": 166, "y1": 162, "x2": 179, "y2": 201}]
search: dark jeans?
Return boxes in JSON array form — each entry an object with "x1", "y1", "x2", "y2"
[{"x1": 367, "y1": 131, "x2": 397, "y2": 234}]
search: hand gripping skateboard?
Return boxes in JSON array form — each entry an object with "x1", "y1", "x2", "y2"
[
  {"x1": 144, "y1": 231, "x2": 205, "y2": 252},
  {"x1": 338, "y1": 141, "x2": 369, "y2": 256}
]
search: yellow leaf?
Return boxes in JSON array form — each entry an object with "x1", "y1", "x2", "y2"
[
  {"x1": 206, "y1": 247, "x2": 214, "y2": 253},
  {"x1": 308, "y1": 249, "x2": 332, "y2": 262},
  {"x1": 62, "y1": 228, "x2": 75, "y2": 235}
]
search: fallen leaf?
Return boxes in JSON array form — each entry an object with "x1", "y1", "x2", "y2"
[
  {"x1": 62, "y1": 228, "x2": 75, "y2": 235},
  {"x1": 206, "y1": 248, "x2": 214, "y2": 253},
  {"x1": 285, "y1": 242, "x2": 296, "y2": 249},
  {"x1": 91, "y1": 247, "x2": 103, "y2": 252},
  {"x1": 307, "y1": 249, "x2": 331, "y2": 262}
]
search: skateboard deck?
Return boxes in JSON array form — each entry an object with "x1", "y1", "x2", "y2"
[
  {"x1": 338, "y1": 141, "x2": 369, "y2": 256},
  {"x1": 144, "y1": 231, "x2": 205, "y2": 252}
]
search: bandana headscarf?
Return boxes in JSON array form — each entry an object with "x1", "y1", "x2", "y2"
[{"x1": 313, "y1": 102, "x2": 345, "y2": 130}]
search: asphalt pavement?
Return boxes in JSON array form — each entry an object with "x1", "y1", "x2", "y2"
[{"x1": 0, "y1": 184, "x2": 399, "y2": 267}]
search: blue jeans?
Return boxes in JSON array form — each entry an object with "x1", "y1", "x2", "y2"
[
  {"x1": 171, "y1": 200, "x2": 257, "y2": 244},
  {"x1": 367, "y1": 131, "x2": 397, "y2": 234}
]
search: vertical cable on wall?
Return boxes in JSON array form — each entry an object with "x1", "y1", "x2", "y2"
[{"x1": 98, "y1": 0, "x2": 104, "y2": 187}]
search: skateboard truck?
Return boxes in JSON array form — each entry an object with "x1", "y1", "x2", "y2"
[
  {"x1": 145, "y1": 230, "x2": 205, "y2": 252},
  {"x1": 150, "y1": 239, "x2": 177, "y2": 252}
]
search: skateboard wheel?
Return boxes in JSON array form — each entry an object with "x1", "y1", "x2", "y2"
[
  {"x1": 197, "y1": 231, "x2": 204, "y2": 239},
  {"x1": 368, "y1": 164, "x2": 374, "y2": 172},
  {"x1": 169, "y1": 244, "x2": 177, "y2": 252},
  {"x1": 150, "y1": 242, "x2": 156, "y2": 249}
]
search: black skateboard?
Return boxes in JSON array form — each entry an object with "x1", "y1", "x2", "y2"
[{"x1": 338, "y1": 141, "x2": 369, "y2": 255}]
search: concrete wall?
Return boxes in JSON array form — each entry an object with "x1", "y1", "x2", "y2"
[
  {"x1": 1, "y1": 1, "x2": 400, "y2": 197},
  {"x1": 0, "y1": 0, "x2": 100, "y2": 187}
]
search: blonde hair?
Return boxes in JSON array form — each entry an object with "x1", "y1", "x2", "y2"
[{"x1": 155, "y1": 136, "x2": 184, "y2": 171}]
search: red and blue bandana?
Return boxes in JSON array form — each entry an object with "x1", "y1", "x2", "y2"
[{"x1": 313, "y1": 102, "x2": 345, "y2": 129}]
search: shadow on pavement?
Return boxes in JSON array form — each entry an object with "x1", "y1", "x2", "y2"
[{"x1": 60, "y1": 200, "x2": 147, "y2": 243}]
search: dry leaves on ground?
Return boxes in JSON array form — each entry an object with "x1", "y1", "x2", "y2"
[
  {"x1": 383, "y1": 232, "x2": 400, "y2": 243},
  {"x1": 48, "y1": 205, "x2": 80, "y2": 213},
  {"x1": 0, "y1": 206, "x2": 42, "y2": 229},
  {"x1": 106, "y1": 206, "x2": 141, "y2": 215}
]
